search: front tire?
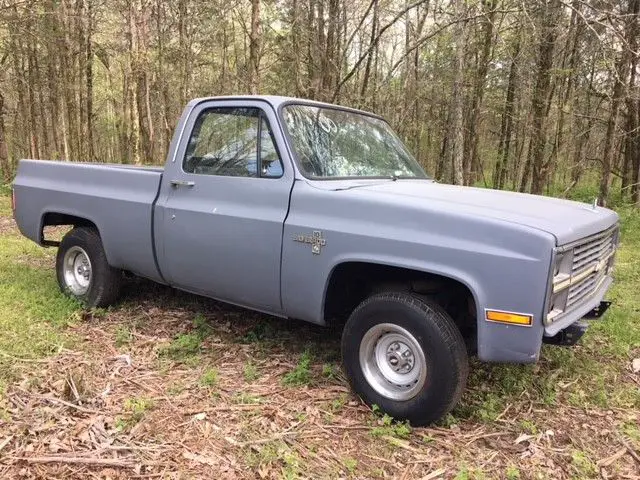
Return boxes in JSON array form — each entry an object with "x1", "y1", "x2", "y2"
[
  {"x1": 56, "y1": 227, "x2": 122, "y2": 308},
  {"x1": 341, "y1": 292, "x2": 468, "y2": 426}
]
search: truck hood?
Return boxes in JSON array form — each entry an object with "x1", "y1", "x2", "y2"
[{"x1": 315, "y1": 179, "x2": 619, "y2": 245}]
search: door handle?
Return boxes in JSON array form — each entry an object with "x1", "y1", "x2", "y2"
[{"x1": 170, "y1": 179, "x2": 195, "y2": 188}]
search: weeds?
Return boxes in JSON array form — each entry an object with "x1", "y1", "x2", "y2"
[
  {"x1": 370, "y1": 414, "x2": 412, "y2": 439},
  {"x1": 117, "y1": 397, "x2": 154, "y2": 429},
  {"x1": 114, "y1": 325, "x2": 134, "y2": 347},
  {"x1": 282, "y1": 350, "x2": 312, "y2": 386},
  {"x1": 199, "y1": 367, "x2": 219, "y2": 388},
  {"x1": 570, "y1": 450, "x2": 597, "y2": 477},
  {"x1": 159, "y1": 332, "x2": 202, "y2": 360},
  {"x1": 243, "y1": 361, "x2": 260, "y2": 382}
]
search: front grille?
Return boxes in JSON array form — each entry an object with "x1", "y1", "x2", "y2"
[
  {"x1": 566, "y1": 269, "x2": 606, "y2": 309},
  {"x1": 566, "y1": 226, "x2": 617, "y2": 310}
]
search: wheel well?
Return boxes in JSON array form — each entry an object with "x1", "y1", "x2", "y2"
[
  {"x1": 40, "y1": 212, "x2": 98, "y2": 245},
  {"x1": 324, "y1": 262, "x2": 477, "y2": 347}
]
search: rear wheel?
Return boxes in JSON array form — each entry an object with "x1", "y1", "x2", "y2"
[
  {"x1": 56, "y1": 227, "x2": 122, "y2": 308},
  {"x1": 341, "y1": 292, "x2": 468, "y2": 426}
]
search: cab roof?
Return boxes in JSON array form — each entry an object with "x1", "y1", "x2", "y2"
[{"x1": 186, "y1": 95, "x2": 383, "y2": 120}]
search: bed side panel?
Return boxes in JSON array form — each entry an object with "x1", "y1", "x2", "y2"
[{"x1": 13, "y1": 160, "x2": 164, "y2": 282}]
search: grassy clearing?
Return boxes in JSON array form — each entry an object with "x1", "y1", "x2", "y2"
[{"x1": 0, "y1": 227, "x2": 81, "y2": 396}]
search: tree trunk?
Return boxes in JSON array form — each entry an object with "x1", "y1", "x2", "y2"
[
  {"x1": 0, "y1": 89, "x2": 10, "y2": 182},
  {"x1": 494, "y1": 36, "x2": 520, "y2": 189},
  {"x1": 523, "y1": 0, "x2": 560, "y2": 195},
  {"x1": 248, "y1": 0, "x2": 261, "y2": 94},
  {"x1": 599, "y1": 0, "x2": 638, "y2": 205},
  {"x1": 360, "y1": 0, "x2": 379, "y2": 106},
  {"x1": 447, "y1": 0, "x2": 466, "y2": 186},
  {"x1": 85, "y1": 0, "x2": 94, "y2": 160},
  {"x1": 463, "y1": 0, "x2": 496, "y2": 186}
]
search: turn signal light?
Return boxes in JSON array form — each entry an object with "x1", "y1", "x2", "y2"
[{"x1": 485, "y1": 310, "x2": 533, "y2": 326}]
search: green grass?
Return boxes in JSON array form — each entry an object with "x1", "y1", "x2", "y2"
[
  {"x1": 0, "y1": 232, "x2": 82, "y2": 394},
  {"x1": 117, "y1": 396, "x2": 154, "y2": 430},
  {"x1": 370, "y1": 413, "x2": 412, "y2": 439},
  {"x1": 282, "y1": 349, "x2": 313, "y2": 386},
  {"x1": 159, "y1": 314, "x2": 214, "y2": 361},
  {"x1": 199, "y1": 367, "x2": 219, "y2": 387},
  {"x1": 243, "y1": 361, "x2": 260, "y2": 382}
]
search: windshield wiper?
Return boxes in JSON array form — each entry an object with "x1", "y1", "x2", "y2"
[{"x1": 331, "y1": 177, "x2": 404, "y2": 191}]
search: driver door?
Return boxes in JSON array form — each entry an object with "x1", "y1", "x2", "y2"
[{"x1": 156, "y1": 100, "x2": 293, "y2": 314}]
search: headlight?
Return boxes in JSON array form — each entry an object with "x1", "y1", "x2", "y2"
[{"x1": 547, "y1": 250, "x2": 574, "y2": 324}]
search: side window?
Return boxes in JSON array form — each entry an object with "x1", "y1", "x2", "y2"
[
  {"x1": 260, "y1": 117, "x2": 284, "y2": 178},
  {"x1": 183, "y1": 107, "x2": 283, "y2": 178}
]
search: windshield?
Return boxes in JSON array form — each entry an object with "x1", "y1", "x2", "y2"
[{"x1": 282, "y1": 104, "x2": 427, "y2": 179}]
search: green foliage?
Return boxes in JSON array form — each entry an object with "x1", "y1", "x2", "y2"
[
  {"x1": 329, "y1": 394, "x2": 347, "y2": 413},
  {"x1": 199, "y1": 368, "x2": 219, "y2": 387},
  {"x1": 570, "y1": 450, "x2": 597, "y2": 477},
  {"x1": 245, "y1": 441, "x2": 303, "y2": 479},
  {"x1": 192, "y1": 313, "x2": 212, "y2": 337},
  {"x1": 243, "y1": 361, "x2": 260, "y2": 382},
  {"x1": 454, "y1": 467, "x2": 471, "y2": 480},
  {"x1": 520, "y1": 419, "x2": 538, "y2": 435},
  {"x1": 241, "y1": 322, "x2": 277, "y2": 343},
  {"x1": 233, "y1": 392, "x2": 263, "y2": 404},
  {"x1": 505, "y1": 465, "x2": 521, "y2": 480},
  {"x1": 114, "y1": 325, "x2": 134, "y2": 347},
  {"x1": 118, "y1": 397, "x2": 154, "y2": 429},
  {"x1": 321, "y1": 362, "x2": 340, "y2": 380},
  {"x1": 343, "y1": 457, "x2": 358, "y2": 475},
  {"x1": 159, "y1": 332, "x2": 203, "y2": 360},
  {"x1": 0, "y1": 231, "x2": 81, "y2": 386},
  {"x1": 370, "y1": 414, "x2": 412, "y2": 439},
  {"x1": 159, "y1": 314, "x2": 213, "y2": 361},
  {"x1": 282, "y1": 350, "x2": 312, "y2": 386}
]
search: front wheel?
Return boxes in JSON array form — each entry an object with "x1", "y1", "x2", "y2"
[
  {"x1": 341, "y1": 292, "x2": 468, "y2": 426},
  {"x1": 56, "y1": 227, "x2": 122, "y2": 308}
]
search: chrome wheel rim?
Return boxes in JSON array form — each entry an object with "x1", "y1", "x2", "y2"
[
  {"x1": 62, "y1": 246, "x2": 92, "y2": 295},
  {"x1": 359, "y1": 323, "x2": 427, "y2": 401}
]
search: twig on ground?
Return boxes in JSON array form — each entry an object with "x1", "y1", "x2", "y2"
[
  {"x1": 0, "y1": 435, "x2": 13, "y2": 452},
  {"x1": 37, "y1": 395, "x2": 100, "y2": 414},
  {"x1": 597, "y1": 447, "x2": 627, "y2": 467},
  {"x1": 618, "y1": 435, "x2": 640, "y2": 465},
  {"x1": 13, "y1": 456, "x2": 136, "y2": 468},
  {"x1": 421, "y1": 469, "x2": 447, "y2": 480}
]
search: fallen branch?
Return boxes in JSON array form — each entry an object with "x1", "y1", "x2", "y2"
[
  {"x1": 597, "y1": 447, "x2": 627, "y2": 467},
  {"x1": 13, "y1": 456, "x2": 135, "y2": 468},
  {"x1": 0, "y1": 435, "x2": 13, "y2": 452},
  {"x1": 37, "y1": 395, "x2": 100, "y2": 414},
  {"x1": 619, "y1": 435, "x2": 640, "y2": 465}
]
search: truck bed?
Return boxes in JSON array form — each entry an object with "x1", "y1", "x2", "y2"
[{"x1": 13, "y1": 160, "x2": 165, "y2": 283}]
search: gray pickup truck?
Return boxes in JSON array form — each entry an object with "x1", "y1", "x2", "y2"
[{"x1": 12, "y1": 96, "x2": 619, "y2": 425}]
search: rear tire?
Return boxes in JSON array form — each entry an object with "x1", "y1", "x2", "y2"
[
  {"x1": 56, "y1": 227, "x2": 122, "y2": 308},
  {"x1": 341, "y1": 292, "x2": 468, "y2": 426}
]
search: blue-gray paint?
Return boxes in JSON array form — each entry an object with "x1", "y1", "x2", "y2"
[{"x1": 12, "y1": 95, "x2": 619, "y2": 364}]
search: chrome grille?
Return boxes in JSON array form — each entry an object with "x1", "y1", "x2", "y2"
[
  {"x1": 566, "y1": 269, "x2": 606, "y2": 309},
  {"x1": 571, "y1": 231, "x2": 616, "y2": 274},
  {"x1": 566, "y1": 226, "x2": 617, "y2": 310}
]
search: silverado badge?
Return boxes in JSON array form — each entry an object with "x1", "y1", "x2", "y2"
[{"x1": 293, "y1": 231, "x2": 326, "y2": 255}]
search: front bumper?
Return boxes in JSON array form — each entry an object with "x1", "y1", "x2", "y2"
[
  {"x1": 542, "y1": 301, "x2": 611, "y2": 346},
  {"x1": 544, "y1": 276, "x2": 613, "y2": 337}
]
